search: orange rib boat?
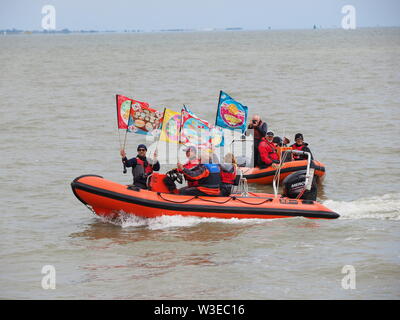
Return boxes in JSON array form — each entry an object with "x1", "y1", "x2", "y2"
[
  {"x1": 241, "y1": 160, "x2": 326, "y2": 185},
  {"x1": 71, "y1": 174, "x2": 339, "y2": 220}
]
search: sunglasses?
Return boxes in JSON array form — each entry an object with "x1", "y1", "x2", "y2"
[{"x1": 138, "y1": 148, "x2": 146, "y2": 151}]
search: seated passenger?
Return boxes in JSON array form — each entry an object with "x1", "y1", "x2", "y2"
[
  {"x1": 164, "y1": 145, "x2": 200, "y2": 193},
  {"x1": 290, "y1": 133, "x2": 313, "y2": 161},
  {"x1": 258, "y1": 134, "x2": 280, "y2": 169},
  {"x1": 120, "y1": 144, "x2": 160, "y2": 189},
  {"x1": 177, "y1": 151, "x2": 221, "y2": 196},
  {"x1": 219, "y1": 153, "x2": 239, "y2": 197}
]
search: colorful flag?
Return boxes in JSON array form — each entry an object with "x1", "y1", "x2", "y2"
[
  {"x1": 159, "y1": 108, "x2": 182, "y2": 144},
  {"x1": 180, "y1": 109, "x2": 211, "y2": 148},
  {"x1": 210, "y1": 125, "x2": 225, "y2": 148},
  {"x1": 180, "y1": 109, "x2": 225, "y2": 149},
  {"x1": 215, "y1": 91, "x2": 248, "y2": 133},
  {"x1": 116, "y1": 94, "x2": 150, "y2": 129},
  {"x1": 127, "y1": 102, "x2": 163, "y2": 135}
]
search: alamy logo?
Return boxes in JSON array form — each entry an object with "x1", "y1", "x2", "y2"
[
  {"x1": 341, "y1": 5, "x2": 356, "y2": 30},
  {"x1": 341, "y1": 265, "x2": 356, "y2": 289},
  {"x1": 41, "y1": 265, "x2": 56, "y2": 290},
  {"x1": 41, "y1": 5, "x2": 56, "y2": 30}
]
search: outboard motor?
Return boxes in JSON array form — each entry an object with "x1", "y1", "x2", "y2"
[{"x1": 282, "y1": 170, "x2": 318, "y2": 201}]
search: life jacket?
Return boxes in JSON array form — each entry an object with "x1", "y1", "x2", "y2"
[
  {"x1": 135, "y1": 157, "x2": 153, "y2": 175},
  {"x1": 291, "y1": 143, "x2": 306, "y2": 160},
  {"x1": 258, "y1": 138, "x2": 279, "y2": 166},
  {"x1": 184, "y1": 159, "x2": 200, "y2": 187},
  {"x1": 253, "y1": 121, "x2": 266, "y2": 141},
  {"x1": 220, "y1": 165, "x2": 237, "y2": 184},
  {"x1": 267, "y1": 140, "x2": 279, "y2": 161},
  {"x1": 197, "y1": 163, "x2": 221, "y2": 195},
  {"x1": 132, "y1": 157, "x2": 154, "y2": 187}
]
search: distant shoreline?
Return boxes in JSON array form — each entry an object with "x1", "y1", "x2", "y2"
[{"x1": 1, "y1": 26, "x2": 399, "y2": 36}]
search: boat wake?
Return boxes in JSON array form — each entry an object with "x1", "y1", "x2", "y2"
[
  {"x1": 323, "y1": 193, "x2": 400, "y2": 220},
  {"x1": 97, "y1": 212, "x2": 267, "y2": 230},
  {"x1": 94, "y1": 193, "x2": 400, "y2": 229}
]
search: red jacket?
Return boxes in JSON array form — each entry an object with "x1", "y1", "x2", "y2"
[
  {"x1": 258, "y1": 138, "x2": 279, "y2": 167},
  {"x1": 178, "y1": 158, "x2": 200, "y2": 187}
]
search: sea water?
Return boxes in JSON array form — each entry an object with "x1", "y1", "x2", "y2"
[{"x1": 1, "y1": 28, "x2": 399, "y2": 299}]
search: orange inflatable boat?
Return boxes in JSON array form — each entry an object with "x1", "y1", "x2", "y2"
[
  {"x1": 71, "y1": 174, "x2": 339, "y2": 220},
  {"x1": 241, "y1": 160, "x2": 326, "y2": 185}
]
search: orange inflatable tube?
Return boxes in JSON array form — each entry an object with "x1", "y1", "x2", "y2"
[
  {"x1": 71, "y1": 174, "x2": 339, "y2": 220},
  {"x1": 241, "y1": 160, "x2": 326, "y2": 185}
]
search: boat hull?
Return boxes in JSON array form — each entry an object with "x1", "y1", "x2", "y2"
[
  {"x1": 242, "y1": 160, "x2": 326, "y2": 185},
  {"x1": 71, "y1": 175, "x2": 339, "y2": 220}
]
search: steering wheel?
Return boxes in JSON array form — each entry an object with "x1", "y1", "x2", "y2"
[{"x1": 166, "y1": 169, "x2": 183, "y2": 184}]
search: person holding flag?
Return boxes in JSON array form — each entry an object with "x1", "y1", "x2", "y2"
[{"x1": 120, "y1": 144, "x2": 160, "y2": 189}]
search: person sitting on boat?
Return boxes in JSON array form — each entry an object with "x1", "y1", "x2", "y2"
[
  {"x1": 164, "y1": 145, "x2": 200, "y2": 193},
  {"x1": 120, "y1": 144, "x2": 160, "y2": 189},
  {"x1": 290, "y1": 133, "x2": 313, "y2": 161},
  {"x1": 273, "y1": 136, "x2": 293, "y2": 162},
  {"x1": 219, "y1": 153, "x2": 239, "y2": 197},
  {"x1": 258, "y1": 133, "x2": 280, "y2": 169},
  {"x1": 245, "y1": 114, "x2": 268, "y2": 167},
  {"x1": 283, "y1": 137, "x2": 290, "y2": 147},
  {"x1": 177, "y1": 151, "x2": 221, "y2": 196}
]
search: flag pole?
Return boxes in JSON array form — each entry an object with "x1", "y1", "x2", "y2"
[
  {"x1": 214, "y1": 90, "x2": 222, "y2": 127},
  {"x1": 116, "y1": 94, "x2": 128, "y2": 174}
]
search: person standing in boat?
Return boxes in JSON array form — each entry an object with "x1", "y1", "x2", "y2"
[
  {"x1": 246, "y1": 114, "x2": 268, "y2": 167},
  {"x1": 258, "y1": 132, "x2": 280, "y2": 169},
  {"x1": 177, "y1": 151, "x2": 221, "y2": 196},
  {"x1": 120, "y1": 144, "x2": 160, "y2": 189},
  {"x1": 290, "y1": 133, "x2": 313, "y2": 161},
  {"x1": 219, "y1": 153, "x2": 239, "y2": 197}
]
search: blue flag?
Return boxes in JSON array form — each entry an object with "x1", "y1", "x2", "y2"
[{"x1": 215, "y1": 91, "x2": 248, "y2": 133}]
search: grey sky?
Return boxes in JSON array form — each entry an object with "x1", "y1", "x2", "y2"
[{"x1": 1, "y1": 0, "x2": 399, "y2": 30}]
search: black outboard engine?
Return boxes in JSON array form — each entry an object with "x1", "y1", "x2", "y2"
[{"x1": 282, "y1": 170, "x2": 318, "y2": 201}]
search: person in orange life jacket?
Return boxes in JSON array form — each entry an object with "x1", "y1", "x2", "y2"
[
  {"x1": 120, "y1": 144, "x2": 160, "y2": 189},
  {"x1": 245, "y1": 114, "x2": 268, "y2": 167},
  {"x1": 290, "y1": 133, "x2": 313, "y2": 161},
  {"x1": 219, "y1": 153, "x2": 239, "y2": 197},
  {"x1": 177, "y1": 151, "x2": 221, "y2": 196},
  {"x1": 273, "y1": 136, "x2": 293, "y2": 162},
  {"x1": 258, "y1": 131, "x2": 280, "y2": 169}
]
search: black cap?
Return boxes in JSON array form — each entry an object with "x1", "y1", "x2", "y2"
[
  {"x1": 266, "y1": 131, "x2": 274, "y2": 137},
  {"x1": 295, "y1": 133, "x2": 303, "y2": 140},
  {"x1": 273, "y1": 136, "x2": 283, "y2": 146},
  {"x1": 137, "y1": 144, "x2": 147, "y2": 151}
]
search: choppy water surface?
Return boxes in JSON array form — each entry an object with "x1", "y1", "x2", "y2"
[{"x1": 1, "y1": 28, "x2": 400, "y2": 299}]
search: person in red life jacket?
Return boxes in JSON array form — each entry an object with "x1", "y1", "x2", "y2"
[
  {"x1": 120, "y1": 144, "x2": 160, "y2": 189},
  {"x1": 177, "y1": 151, "x2": 221, "y2": 196},
  {"x1": 164, "y1": 145, "x2": 200, "y2": 193},
  {"x1": 290, "y1": 133, "x2": 313, "y2": 161},
  {"x1": 181, "y1": 146, "x2": 200, "y2": 187},
  {"x1": 258, "y1": 132, "x2": 280, "y2": 169},
  {"x1": 219, "y1": 153, "x2": 239, "y2": 197},
  {"x1": 245, "y1": 114, "x2": 268, "y2": 167}
]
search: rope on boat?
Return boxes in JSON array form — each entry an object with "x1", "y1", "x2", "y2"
[
  {"x1": 233, "y1": 197, "x2": 273, "y2": 206},
  {"x1": 157, "y1": 193, "x2": 197, "y2": 204},
  {"x1": 157, "y1": 192, "x2": 273, "y2": 206}
]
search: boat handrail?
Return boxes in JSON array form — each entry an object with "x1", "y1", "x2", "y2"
[
  {"x1": 272, "y1": 150, "x2": 312, "y2": 198},
  {"x1": 231, "y1": 169, "x2": 249, "y2": 197}
]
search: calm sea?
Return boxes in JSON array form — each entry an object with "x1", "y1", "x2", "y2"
[{"x1": 1, "y1": 28, "x2": 399, "y2": 299}]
